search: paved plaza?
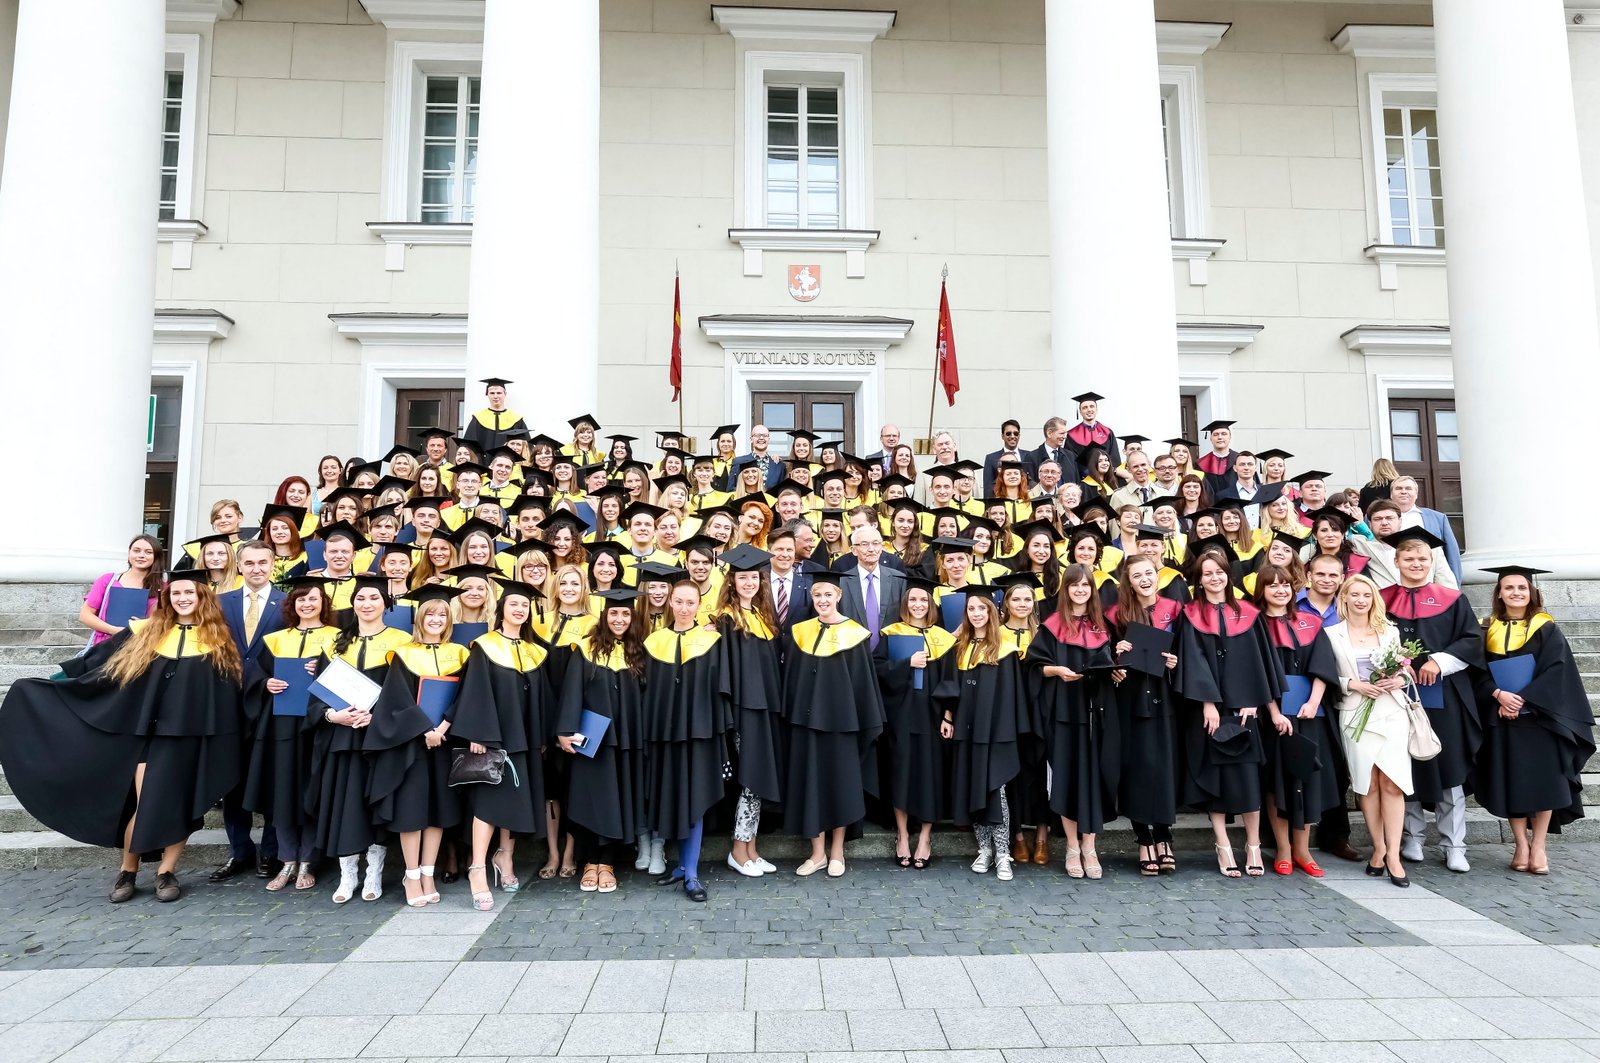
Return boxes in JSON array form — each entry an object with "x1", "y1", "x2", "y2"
[{"x1": 2, "y1": 843, "x2": 1599, "y2": 1062}]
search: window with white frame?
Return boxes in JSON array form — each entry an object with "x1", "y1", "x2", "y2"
[
  {"x1": 1157, "y1": 67, "x2": 1207, "y2": 239},
  {"x1": 160, "y1": 37, "x2": 200, "y2": 221},
  {"x1": 418, "y1": 73, "x2": 480, "y2": 223},
  {"x1": 764, "y1": 81, "x2": 841, "y2": 230},
  {"x1": 1381, "y1": 97, "x2": 1444, "y2": 247}
]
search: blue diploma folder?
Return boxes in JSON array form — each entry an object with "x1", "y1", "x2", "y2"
[
  {"x1": 1489, "y1": 655, "x2": 1536, "y2": 695},
  {"x1": 572, "y1": 710, "x2": 611, "y2": 758},
  {"x1": 382, "y1": 604, "x2": 414, "y2": 632},
  {"x1": 938, "y1": 592, "x2": 967, "y2": 633},
  {"x1": 271, "y1": 657, "x2": 316, "y2": 717},
  {"x1": 417, "y1": 675, "x2": 459, "y2": 726},
  {"x1": 885, "y1": 633, "x2": 927, "y2": 690},
  {"x1": 302, "y1": 540, "x2": 326, "y2": 572},
  {"x1": 450, "y1": 622, "x2": 488, "y2": 648},
  {"x1": 1416, "y1": 679, "x2": 1445, "y2": 709},
  {"x1": 1278, "y1": 674, "x2": 1320, "y2": 717},
  {"x1": 103, "y1": 586, "x2": 150, "y2": 629}
]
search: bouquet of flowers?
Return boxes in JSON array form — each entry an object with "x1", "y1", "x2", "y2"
[{"x1": 1346, "y1": 637, "x2": 1426, "y2": 741}]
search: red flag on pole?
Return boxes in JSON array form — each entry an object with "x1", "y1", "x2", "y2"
[
  {"x1": 936, "y1": 279, "x2": 959, "y2": 406},
  {"x1": 669, "y1": 273, "x2": 683, "y2": 402}
]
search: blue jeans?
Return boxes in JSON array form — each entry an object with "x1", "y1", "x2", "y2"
[{"x1": 222, "y1": 789, "x2": 277, "y2": 862}]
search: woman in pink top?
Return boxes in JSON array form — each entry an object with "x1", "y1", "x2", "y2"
[{"x1": 79, "y1": 535, "x2": 163, "y2": 645}]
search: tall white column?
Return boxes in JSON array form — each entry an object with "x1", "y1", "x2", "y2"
[
  {"x1": 466, "y1": 0, "x2": 600, "y2": 432},
  {"x1": 0, "y1": 0, "x2": 163, "y2": 581},
  {"x1": 1435, "y1": 1, "x2": 1600, "y2": 579},
  {"x1": 1045, "y1": 0, "x2": 1179, "y2": 441}
]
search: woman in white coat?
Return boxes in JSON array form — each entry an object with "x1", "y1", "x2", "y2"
[{"x1": 1324, "y1": 574, "x2": 1414, "y2": 887}]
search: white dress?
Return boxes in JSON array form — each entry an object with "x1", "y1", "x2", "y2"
[{"x1": 1326, "y1": 622, "x2": 1414, "y2": 796}]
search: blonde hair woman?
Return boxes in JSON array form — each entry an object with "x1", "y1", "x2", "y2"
[{"x1": 1325, "y1": 573, "x2": 1414, "y2": 887}]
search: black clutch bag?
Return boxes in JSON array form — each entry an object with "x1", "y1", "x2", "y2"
[{"x1": 449, "y1": 747, "x2": 509, "y2": 787}]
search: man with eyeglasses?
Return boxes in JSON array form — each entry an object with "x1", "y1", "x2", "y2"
[{"x1": 982, "y1": 419, "x2": 1030, "y2": 496}]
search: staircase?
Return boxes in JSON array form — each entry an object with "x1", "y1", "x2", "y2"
[{"x1": 0, "y1": 585, "x2": 1595, "y2": 870}]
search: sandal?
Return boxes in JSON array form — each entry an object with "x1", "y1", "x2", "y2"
[
  {"x1": 1082, "y1": 848, "x2": 1102, "y2": 880},
  {"x1": 537, "y1": 862, "x2": 558, "y2": 880},
  {"x1": 1215, "y1": 845, "x2": 1241, "y2": 878},
  {"x1": 596, "y1": 864, "x2": 617, "y2": 893},
  {"x1": 466, "y1": 864, "x2": 494, "y2": 911},
  {"x1": 265, "y1": 863, "x2": 295, "y2": 892},
  {"x1": 492, "y1": 849, "x2": 520, "y2": 893},
  {"x1": 294, "y1": 863, "x2": 317, "y2": 891},
  {"x1": 1245, "y1": 844, "x2": 1265, "y2": 877},
  {"x1": 418, "y1": 864, "x2": 441, "y2": 904},
  {"x1": 1157, "y1": 842, "x2": 1177, "y2": 874},
  {"x1": 558, "y1": 863, "x2": 579, "y2": 879},
  {"x1": 1065, "y1": 848, "x2": 1084, "y2": 879},
  {"x1": 1137, "y1": 844, "x2": 1160, "y2": 877},
  {"x1": 912, "y1": 842, "x2": 933, "y2": 870},
  {"x1": 579, "y1": 864, "x2": 600, "y2": 892},
  {"x1": 403, "y1": 868, "x2": 428, "y2": 907}
]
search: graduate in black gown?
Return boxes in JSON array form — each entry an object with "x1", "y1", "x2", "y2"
[
  {"x1": 1106, "y1": 555, "x2": 1184, "y2": 876},
  {"x1": 1379, "y1": 528, "x2": 1485, "y2": 871},
  {"x1": 643, "y1": 579, "x2": 733, "y2": 903},
  {"x1": 1174, "y1": 550, "x2": 1286, "y2": 878},
  {"x1": 874, "y1": 575, "x2": 955, "y2": 869},
  {"x1": 306, "y1": 575, "x2": 409, "y2": 903},
  {"x1": 458, "y1": 377, "x2": 530, "y2": 454},
  {"x1": 1475, "y1": 566, "x2": 1596, "y2": 875},
  {"x1": 713, "y1": 544, "x2": 785, "y2": 879},
  {"x1": 556, "y1": 588, "x2": 649, "y2": 896},
  {"x1": 365, "y1": 586, "x2": 468, "y2": 907},
  {"x1": 939, "y1": 591, "x2": 1031, "y2": 882},
  {"x1": 1027, "y1": 564, "x2": 1118, "y2": 880},
  {"x1": 784, "y1": 570, "x2": 887, "y2": 878},
  {"x1": 0, "y1": 572, "x2": 244, "y2": 904},
  {"x1": 1252, "y1": 564, "x2": 1343, "y2": 878},
  {"x1": 242, "y1": 578, "x2": 339, "y2": 893},
  {"x1": 452, "y1": 577, "x2": 554, "y2": 911}
]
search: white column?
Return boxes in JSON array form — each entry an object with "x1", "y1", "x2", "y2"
[
  {"x1": 0, "y1": 0, "x2": 163, "y2": 581},
  {"x1": 1435, "y1": 1, "x2": 1600, "y2": 579},
  {"x1": 1045, "y1": 0, "x2": 1179, "y2": 441},
  {"x1": 465, "y1": 0, "x2": 600, "y2": 431}
]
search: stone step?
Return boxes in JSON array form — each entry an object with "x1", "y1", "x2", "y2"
[
  {"x1": 0, "y1": 628, "x2": 87, "y2": 648},
  {"x1": 0, "y1": 828, "x2": 232, "y2": 870},
  {"x1": 0, "y1": 794, "x2": 230, "y2": 834}
]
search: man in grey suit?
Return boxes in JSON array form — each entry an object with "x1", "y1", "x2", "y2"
[{"x1": 836, "y1": 525, "x2": 904, "y2": 648}]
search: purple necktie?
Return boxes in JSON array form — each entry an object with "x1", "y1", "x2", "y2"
[{"x1": 865, "y1": 571, "x2": 879, "y2": 648}]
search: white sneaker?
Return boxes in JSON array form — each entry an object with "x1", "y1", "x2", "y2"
[
  {"x1": 648, "y1": 838, "x2": 667, "y2": 876},
  {"x1": 971, "y1": 848, "x2": 993, "y2": 874},
  {"x1": 1442, "y1": 847, "x2": 1470, "y2": 873},
  {"x1": 634, "y1": 838, "x2": 651, "y2": 871},
  {"x1": 727, "y1": 854, "x2": 764, "y2": 877},
  {"x1": 1400, "y1": 838, "x2": 1423, "y2": 862},
  {"x1": 996, "y1": 855, "x2": 1014, "y2": 882}
]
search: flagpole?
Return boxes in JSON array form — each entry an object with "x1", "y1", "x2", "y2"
[
  {"x1": 925, "y1": 263, "x2": 946, "y2": 446},
  {"x1": 675, "y1": 260, "x2": 684, "y2": 440}
]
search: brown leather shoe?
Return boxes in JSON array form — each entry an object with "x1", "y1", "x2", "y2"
[
  {"x1": 1320, "y1": 840, "x2": 1363, "y2": 862},
  {"x1": 154, "y1": 872, "x2": 182, "y2": 903},
  {"x1": 109, "y1": 870, "x2": 137, "y2": 903},
  {"x1": 1032, "y1": 839, "x2": 1050, "y2": 865},
  {"x1": 1011, "y1": 836, "x2": 1030, "y2": 863}
]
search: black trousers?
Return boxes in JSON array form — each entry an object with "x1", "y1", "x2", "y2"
[{"x1": 571, "y1": 823, "x2": 622, "y2": 867}]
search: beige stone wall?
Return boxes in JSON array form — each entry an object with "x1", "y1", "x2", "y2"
[{"x1": 138, "y1": 0, "x2": 1579, "y2": 533}]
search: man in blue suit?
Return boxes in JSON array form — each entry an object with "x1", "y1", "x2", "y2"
[
  {"x1": 1390, "y1": 475, "x2": 1464, "y2": 584},
  {"x1": 211, "y1": 540, "x2": 286, "y2": 882},
  {"x1": 732, "y1": 423, "x2": 785, "y2": 492},
  {"x1": 768, "y1": 523, "x2": 820, "y2": 666}
]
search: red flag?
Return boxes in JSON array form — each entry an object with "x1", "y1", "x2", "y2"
[
  {"x1": 669, "y1": 274, "x2": 683, "y2": 402},
  {"x1": 936, "y1": 279, "x2": 959, "y2": 406}
]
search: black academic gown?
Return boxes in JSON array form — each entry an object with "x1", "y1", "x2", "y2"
[
  {"x1": 459, "y1": 406, "x2": 530, "y2": 453},
  {"x1": 1107, "y1": 599, "x2": 1184, "y2": 828},
  {"x1": 364, "y1": 645, "x2": 466, "y2": 834},
  {"x1": 1174, "y1": 599, "x2": 1286, "y2": 815},
  {"x1": 557, "y1": 641, "x2": 647, "y2": 844},
  {"x1": 782, "y1": 618, "x2": 887, "y2": 837},
  {"x1": 718, "y1": 612, "x2": 785, "y2": 804},
  {"x1": 451, "y1": 634, "x2": 553, "y2": 837},
  {"x1": 1259, "y1": 612, "x2": 1343, "y2": 831},
  {"x1": 939, "y1": 642, "x2": 1030, "y2": 826},
  {"x1": 642, "y1": 625, "x2": 734, "y2": 840},
  {"x1": 872, "y1": 623, "x2": 955, "y2": 825},
  {"x1": 1381, "y1": 584, "x2": 1485, "y2": 803},
  {"x1": 1476, "y1": 616, "x2": 1596, "y2": 829},
  {"x1": 0, "y1": 624, "x2": 243, "y2": 854},
  {"x1": 1027, "y1": 616, "x2": 1118, "y2": 833},
  {"x1": 306, "y1": 627, "x2": 409, "y2": 856},
  {"x1": 241, "y1": 626, "x2": 338, "y2": 835}
]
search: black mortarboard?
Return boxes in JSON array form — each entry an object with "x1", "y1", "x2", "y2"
[
  {"x1": 637, "y1": 561, "x2": 688, "y2": 583},
  {"x1": 446, "y1": 564, "x2": 502, "y2": 583},
  {"x1": 720, "y1": 544, "x2": 772, "y2": 572},
  {"x1": 1209, "y1": 717, "x2": 1253, "y2": 761},
  {"x1": 1279, "y1": 730, "x2": 1322, "y2": 781},
  {"x1": 1145, "y1": 495, "x2": 1180, "y2": 513},
  {"x1": 1121, "y1": 434, "x2": 1150, "y2": 445},
  {"x1": 590, "y1": 483, "x2": 629, "y2": 503},
  {"x1": 788, "y1": 428, "x2": 821, "y2": 443},
  {"x1": 607, "y1": 433, "x2": 639, "y2": 443},
  {"x1": 904, "y1": 574, "x2": 939, "y2": 596},
  {"x1": 537, "y1": 511, "x2": 588, "y2": 538},
  {"x1": 711, "y1": 424, "x2": 740, "y2": 438},
  {"x1": 1307, "y1": 506, "x2": 1352, "y2": 531},
  {"x1": 1202, "y1": 420, "x2": 1236, "y2": 433},
  {"x1": 1164, "y1": 437, "x2": 1200, "y2": 448},
  {"x1": 1255, "y1": 448, "x2": 1294, "y2": 463},
  {"x1": 932, "y1": 536, "x2": 977, "y2": 554},
  {"x1": 595, "y1": 587, "x2": 642, "y2": 608},
  {"x1": 769, "y1": 477, "x2": 810, "y2": 498},
  {"x1": 365, "y1": 503, "x2": 403, "y2": 523},
  {"x1": 807, "y1": 569, "x2": 846, "y2": 588},
  {"x1": 992, "y1": 571, "x2": 1041, "y2": 593},
  {"x1": 814, "y1": 470, "x2": 850, "y2": 489},
  {"x1": 480, "y1": 377, "x2": 513, "y2": 388},
  {"x1": 484, "y1": 446, "x2": 521, "y2": 465},
  {"x1": 568, "y1": 414, "x2": 600, "y2": 430},
  {"x1": 407, "y1": 496, "x2": 450, "y2": 513},
  {"x1": 350, "y1": 574, "x2": 391, "y2": 604},
  {"x1": 1013, "y1": 518, "x2": 1062, "y2": 543},
  {"x1": 1268, "y1": 529, "x2": 1308, "y2": 550},
  {"x1": 923, "y1": 462, "x2": 962, "y2": 480},
  {"x1": 1482, "y1": 565, "x2": 1550, "y2": 580},
  {"x1": 450, "y1": 461, "x2": 490, "y2": 480},
  {"x1": 447, "y1": 517, "x2": 505, "y2": 544},
  {"x1": 403, "y1": 584, "x2": 463, "y2": 605},
  {"x1": 677, "y1": 534, "x2": 721, "y2": 556},
  {"x1": 1072, "y1": 391, "x2": 1105, "y2": 403},
  {"x1": 1383, "y1": 527, "x2": 1445, "y2": 552},
  {"x1": 417, "y1": 425, "x2": 454, "y2": 442},
  {"x1": 321, "y1": 487, "x2": 369, "y2": 512},
  {"x1": 285, "y1": 574, "x2": 333, "y2": 591},
  {"x1": 382, "y1": 443, "x2": 423, "y2": 463},
  {"x1": 1291, "y1": 469, "x2": 1332, "y2": 485},
  {"x1": 653, "y1": 474, "x2": 691, "y2": 492},
  {"x1": 527, "y1": 433, "x2": 564, "y2": 452},
  {"x1": 878, "y1": 474, "x2": 915, "y2": 493},
  {"x1": 1187, "y1": 534, "x2": 1239, "y2": 564},
  {"x1": 505, "y1": 495, "x2": 550, "y2": 518},
  {"x1": 961, "y1": 515, "x2": 1001, "y2": 538},
  {"x1": 344, "y1": 460, "x2": 382, "y2": 482},
  {"x1": 186, "y1": 532, "x2": 233, "y2": 551},
  {"x1": 622, "y1": 501, "x2": 667, "y2": 523},
  {"x1": 372, "y1": 475, "x2": 415, "y2": 497},
  {"x1": 1135, "y1": 524, "x2": 1167, "y2": 543},
  {"x1": 317, "y1": 521, "x2": 370, "y2": 549},
  {"x1": 259, "y1": 503, "x2": 307, "y2": 527},
  {"x1": 492, "y1": 577, "x2": 543, "y2": 600},
  {"x1": 886, "y1": 497, "x2": 929, "y2": 517}
]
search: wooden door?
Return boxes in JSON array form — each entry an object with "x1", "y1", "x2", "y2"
[
  {"x1": 753, "y1": 390, "x2": 857, "y2": 456},
  {"x1": 395, "y1": 388, "x2": 465, "y2": 449},
  {"x1": 1389, "y1": 397, "x2": 1463, "y2": 545}
]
